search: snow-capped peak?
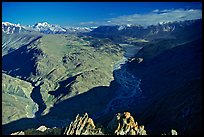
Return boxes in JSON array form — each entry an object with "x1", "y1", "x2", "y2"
[
  {"x1": 31, "y1": 22, "x2": 68, "y2": 33},
  {"x1": 33, "y1": 22, "x2": 51, "y2": 27},
  {"x1": 2, "y1": 21, "x2": 95, "y2": 34},
  {"x1": 118, "y1": 24, "x2": 139, "y2": 30},
  {"x1": 39, "y1": 22, "x2": 49, "y2": 26},
  {"x1": 126, "y1": 24, "x2": 132, "y2": 27},
  {"x1": 158, "y1": 21, "x2": 172, "y2": 25},
  {"x1": 2, "y1": 22, "x2": 21, "y2": 27},
  {"x1": 2, "y1": 22, "x2": 24, "y2": 34}
]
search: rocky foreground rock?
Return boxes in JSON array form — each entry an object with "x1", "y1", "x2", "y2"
[
  {"x1": 107, "y1": 112, "x2": 147, "y2": 135},
  {"x1": 10, "y1": 112, "x2": 177, "y2": 135},
  {"x1": 63, "y1": 113, "x2": 103, "y2": 135}
]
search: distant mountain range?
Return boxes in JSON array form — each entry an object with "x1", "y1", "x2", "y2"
[
  {"x1": 2, "y1": 22, "x2": 95, "y2": 34},
  {"x1": 2, "y1": 18, "x2": 202, "y2": 135},
  {"x1": 2, "y1": 19, "x2": 201, "y2": 36},
  {"x1": 88, "y1": 19, "x2": 202, "y2": 42}
]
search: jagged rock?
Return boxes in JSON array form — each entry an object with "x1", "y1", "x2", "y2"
[
  {"x1": 171, "y1": 129, "x2": 178, "y2": 135},
  {"x1": 11, "y1": 131, "x2": 25, "y2": 135},
  {"x1": 162, "y1": 129, "x2": 178, "y2": 135},
  {"x1": 64, "y1": 113, "x2": 103, "y2": 135},
  {"x1": 36, "y1": 125, "x2": 49, "y2": 132},
  {"x1": 9, "y1": 112, "x2": 178, "y2": 135},
  {"x1": 107, "y1": 112, "x2": 147, "y2": 135}
]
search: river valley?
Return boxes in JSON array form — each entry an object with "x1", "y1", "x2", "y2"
[{"x1": 92, "y1": 44, "x2": 144, "y2": 119}]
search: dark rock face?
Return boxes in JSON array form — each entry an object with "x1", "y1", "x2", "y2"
[{"x1": 63, "y1": 113, "x2": 103, "y2": 135}]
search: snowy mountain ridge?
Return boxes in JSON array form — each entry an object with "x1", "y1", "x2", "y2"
[{"x1": 2, "y1": 21, "x2": 94, "y2": 34}]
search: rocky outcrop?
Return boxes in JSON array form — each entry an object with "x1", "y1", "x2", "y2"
[
  {"x1": 170, "y1": 129, "x2": 178, "y2": 135},
  {"x1": 36, "y1": 126, "x2": 49, "y2": 132},
  {"x1": 10, "y1": 112, "x2": 178, "y2": 135},
  {"x1": 162, "y1": 129, "x2": 178, "y2": 135},
  {"x1": 10, "y1": 126, "x2": 63, "y2": 135},
  {"x1": 11, "y1": 131, "x2": 25, "y2": 135},
  {"x1": 63, "y1": 113, "x2": 103, "y2": 135},
  {"x1": 107, "y1": 112, "x2": 147, "y2": 135}
]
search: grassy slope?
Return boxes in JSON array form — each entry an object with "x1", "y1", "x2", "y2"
[
  {"x1": 2, "y1": 34, "x2": 124, "y2": 121},
  {"x1": 2, "y1": 73, "x2": 37, "y2": 124}
]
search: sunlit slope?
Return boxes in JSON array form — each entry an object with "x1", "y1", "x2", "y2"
[
  {"x1": 2, "y1": 73, "x2": 36, "y2": 124},
  {"x1": 2, "y1": 34, "x2": 124, "y2": 114}
]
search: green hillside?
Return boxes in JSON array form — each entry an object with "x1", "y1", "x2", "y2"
[{"x1": 2, "y1": 34, "x2": 124, "y2": 123}]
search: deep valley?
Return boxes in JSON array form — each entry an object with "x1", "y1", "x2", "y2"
[{"x1": 2, "y1": 17, "x2": 202, "y2": 135}]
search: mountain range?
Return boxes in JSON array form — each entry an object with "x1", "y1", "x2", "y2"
[
  {"x1": 2, "y1": 22, "x2": 94, "y2": 34},
  {"x1": 2, "y1": 19, "x2": 202, "y2": 135},
  {"x1": 88, "y1": 19, "x2": 202, "y2": 43},
  {"x1": 2, "y1": 19, "x2": 201, "y2": 36}
]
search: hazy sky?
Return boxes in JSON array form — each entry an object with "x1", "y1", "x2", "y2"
[{"x1": 2, "y1": 2, "x2": 202, "y2": 27}]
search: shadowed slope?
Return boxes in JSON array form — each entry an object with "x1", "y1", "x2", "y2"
[{"x1": 127, "y1": 38, "x2": 202, "y2": 134}]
